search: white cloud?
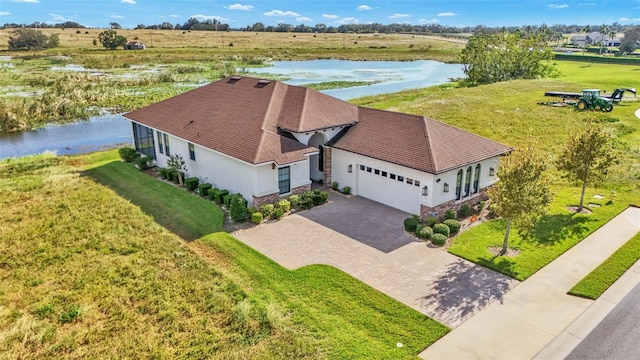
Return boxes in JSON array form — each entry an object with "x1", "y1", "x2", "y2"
[
  {"x1": 111, "y1": 15, "x2": 124, "y2": 19},
  {"x1": 264, "y1": 9, "x2": 301, "y2": 17},
  {"x1": 579, "y1": 2, "x2": 595, "y2": 5},
  {"x1": 191, "y1": 14, "x2": 230, "y2": 22},
  {"x1": 437, "y1": 12, "x2": 458, "y2": 17},
  {"x1": 389, "y1": 13, "x2": 411, "y2": 19},
  {"x1": 357, "y1": 5, "x2": 371, "y2": 11},
  {"x1": 49, "y1": 13, "x2": 73, "y2": 22},
  {"x1": 619, "y1": 17, "x2": 640, "y2": 22},
  {"x1": 323, "y1": 14, "x2": 340, "y2": 19},
  {"x1": 11, "y1": 0, "x2": 39, "y2": 3},
  {"x1": 0, "y1": 12, "x2": 11, "y2": 15},
  {"x1": 336, "y1": 17, "x2": 358, "y2": 24},
  {"x1": 227, "y1": 4, "x2": 253, "y2": 11},
  {"x1": 547, "y1": 4, "x2": 569, "y2": 9},
  {"x1": 297, "y1": 16, "x2": 312, "y2": 22},
  {"x1": 121, "y1": 0, "x2": 136, "y2": 4},
  {"x1": 169, "y1": 14, "x2": 179, "y2": 18},
  {"x1": 419, "y1": 18, "x2": 439, "y2": 24}
]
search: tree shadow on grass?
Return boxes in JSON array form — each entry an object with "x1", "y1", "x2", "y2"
[
  {"x1": 532, "y1": 212, "x2": 592, "y2": 246},
  {"x1": 418, "y1": 258, "x2": 518, "y2": 327}
]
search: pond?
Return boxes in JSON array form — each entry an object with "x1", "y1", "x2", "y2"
[
  {"x1": 1, "y1": 60, "x2": 465, "y2": 160},
  {"x1": 246, "y1": 59, "x2": 465, "y2": 100}
]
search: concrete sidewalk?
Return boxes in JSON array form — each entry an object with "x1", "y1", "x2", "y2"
[{"x1": 420, "y1": 206, "x2": 640, "y2": 360}]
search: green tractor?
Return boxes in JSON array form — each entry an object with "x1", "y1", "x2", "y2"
[{"x1": 576, "y1": 89, "x2": 613, "y2": 112}]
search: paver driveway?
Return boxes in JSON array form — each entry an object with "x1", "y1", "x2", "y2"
[{"x1": 233, "y1": 194, "x2": 519, "y2": 328}]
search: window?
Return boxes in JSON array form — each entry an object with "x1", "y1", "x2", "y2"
[
  {"x1": 360, "y1": 165, "x2": 365, "y2": 171},
  {"x1": 366, "y1": 167, "x2": 372, "y2": 173},
  {"x1": 473, "y1": 164, "x2": 481, "y2": 194},
  {"x1": 398, "y1": 175, "x2": 404, "y2": 182},
  {"x1": 464, "y1": 166, "x2": 472, "y2": 197},
  {"x1": 381, "y1": 171, "x2": 387, "y2": 177},
  {"x1": 414, "y1": 180, "x2": 420, "y2": 187},
  {"x1": 318, "y1": 145, "x2": 324, "y2": 172},
  {"x1": 188, "y1": 143, "x2": 196, "y2": 161},
  {"x1": 132, "y1": 123, "x2": 156, "y2": 159},
  {"x1": 157, "y1": 131, "x2": 163, "y2": 154},
  {"x1": 278, "y1": 167, "x2": 290, "y2": 194},
  {"x1": 390, "y1": 173, "x2": 396, "y2": 180},
  {"x1": 163, "y1": 133, "x2": 170, "y2": 156},
  {"x1": 455, "y1": 169, "x2": 463, "y2": 200},
  {"x1": 374, "y1": 169, "x2": 380, "y2": 175},
  {"x1": 406, "y1": 178, "x2": 413, "y2": 185}
]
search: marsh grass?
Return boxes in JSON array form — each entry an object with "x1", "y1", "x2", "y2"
[{"x1": 0, "y1": 151, "x2": 449, "y2": 358}]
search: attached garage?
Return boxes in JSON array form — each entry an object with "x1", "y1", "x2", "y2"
[{"x1": 356, "y1": 163, "x2": 420, "y2": 214}]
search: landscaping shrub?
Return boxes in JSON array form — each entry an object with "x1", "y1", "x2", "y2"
[
  {"x1": 302, "y1": 190, "x2": 327, "y2": 206},
  {"x1": 427, "y1": 216, "x2": 438, "y2": 227},
  {"x1": 272, "y1": 207, "x2": 284, "y2": 220},
  {"x1": 342, "y1": 186, "x2": 351, "y2": 195},
  {"x1": 208, "y1": 188, "x2": 220, "y2": 201},
  {"x1": 430, "y1": 233, "x2": 447, "y2": 246},
  {"x1": 251, "y1": 212, "x2": 263, "y2": 224},
  {"x1": 433, "y1": 223, "x2": 450, "y2": 237},
  {"x1": 215, "y1": 190, "x2": 229, "y2": 205},
  {"x1": 223, "y1": 193, "x2": 234, "y2": 207},
  {"x1": 260, "y1": 204, "x2": 275, "y2": 218},
  {"x1": 415, "y1": 225, "x2": 433, "y2": 239},
  {"x1": 331, "y1": 181, "x2": 339, "y2": 191},
  {"x1": 444, "y1": 209, "x2": 456, "y2": 220},
  {"x1": 247, "y1": 207, "x2": 257, "y2": 215},
  {"x1": 404, "y1": 217, "x2": 418, "y2": 232},
  {"x1": 159, "y1": 167, "x2": 169, "y2": 179},
  {"x1": 459, "y1": 204, "x2": 471, "y2": 218},
  {"x1": 277, "y1": 199, "x2": 290, "y2": 213},
  {"x1": 288, "y1": 194, "x2": 301, "y2": 208},
  {"x1": 133, "y1": 156, "x2": 152, "y2": 170},
  {"x1": 443, "y1": 219, "x2": 461, "y2": 234},
  {"x1": 197, "y1": 183, "x2": 212, "y2": 197},
  {"x1": 166, "y1": 169, "x2": 177, "y2": 182},
  {"x1": 230, "y1": 194, "x2": 248, "y2": 221},
  {"x1": 300, "y1": 197, "x2": 313, "y2": 210},
  {"x1": 118, "y1": 147, "x2": 140, "y2": 162},
  {"x1": 185, "y1": 177, "x2": 199, "y2": 191}
]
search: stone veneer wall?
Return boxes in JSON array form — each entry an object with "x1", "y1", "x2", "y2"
[
  {"x1": 323, "y1": 147, "x2": 332, "y2": 186},
  {"x1": 420, "y1": 187, "x2": 489, "y2": 220},
  {"x1": 252, "y1": 184, "x2": 311, "y2": 208}
]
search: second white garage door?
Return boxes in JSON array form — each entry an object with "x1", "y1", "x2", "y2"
[{"x1": 356, "y1": 164, "x2": 420, "y2": 215}]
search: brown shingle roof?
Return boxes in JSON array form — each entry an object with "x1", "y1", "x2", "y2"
[
  {"x1": 332, "y1": 107, "x2": 512, "y2": 174},
  {"x1": 125, "y1": 76, "x2": 510, "y2": 171}
]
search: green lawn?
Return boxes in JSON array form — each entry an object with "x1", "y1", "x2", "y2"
[
  {"x1": 0, "y1": 150, "x2": 448, "y2": 359},
  {"x1": 568, "y1": 231, "x2": 640, "y2": 299}
]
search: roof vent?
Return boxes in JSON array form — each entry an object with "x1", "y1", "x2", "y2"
[
  {"x1": 230, "y1": 76, "x2": 242, "y2": 80},
  {"x1": 256, "y1": 79, "x2": 271, "y2": 87}
]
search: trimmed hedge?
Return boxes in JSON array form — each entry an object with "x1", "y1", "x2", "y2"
[
  {"x1": 272, "y1": 207, "x2": 284, "y2": 220},
  {"x1": 251, "y1": 212, "x2": 263, "y2": 224},
  {"x1": 431, "y1": 233, "x2": 447, "y2": 246},
  {"x1": 277, "y1": 199, "x2": 291, "y2": 213},
  {"x1": 404, "y1": 217, "x2": 418, "y2": 232},
  {"x1": 197, "y1": 183, "x2": 213, "y2": 197},
  {"x1": 342, "y1": 186, "x2": 351, "y2": 195},
  {"x1": 288, "y1": 194, "x2": 301, "y2": 208},
  {"x1": 185, "y1": 177, "x2": 199, "y2": 191},
  {"x1": 215, "y1": 190, "x2": 229, "y2": 205},
  {"x1": 331, "y1": 181, "x2": 339, "y2": 191},
  {"x1": 444, "y1": 209, "x2": 456, "y2": 220},
  {"x1": 260, "y1": 204, "x2": 275, "y2": 218},
  {"x1": 207, "y1": 188, "x2": 220, "y2": 202},
  {"x1": 443, "y1": 219, "x2": 461, "y2": 234},
  {"x1": 230, "y1": 194, "x2": 248, "y2": 221},
  {"x1": 426, "y1": 216, "x2": 438, "y2": 227},
  {"x1": 133, "y1": 156, "x2": 152, "y2": 171},
  {"x1": 415, "y1": 225, "x2": 433, "y2": 239},
  {"x1": 433, "y1": 223, "x2": 450, "y2": 237},
  {"x1": 459, "y1": 204, "x2": 471, "y2": 218},
  {"x1": 118, "y1": 147, "x2": 140, "y2": 162},
  {"x1": 159, "y1": 168, "x2": 170, "y2": 179}
]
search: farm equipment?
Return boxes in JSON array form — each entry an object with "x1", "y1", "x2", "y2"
[
  {"x1": 603, "y1": 88, "x2": 636, "y2": 103},
  {"x1": 539, "y1": 89, "x2": 615, "y2": 112}
]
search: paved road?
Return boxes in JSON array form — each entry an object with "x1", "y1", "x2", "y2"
[{"x1": 565, "y1": 281, "x2": 640, "y2": 360}]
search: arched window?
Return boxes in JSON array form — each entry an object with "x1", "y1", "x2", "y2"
[
  {"x1": 464, "y1": 166, "x2": 472, "y2": 197},
  {"x1": 473, "y1": 164, "x2": 481, "y2": 194},
  {"x1": 455, "y1": 169, "x2": 463, "y2": 200}
]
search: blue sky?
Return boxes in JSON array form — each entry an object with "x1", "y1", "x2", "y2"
[{"x1": 1, "y1": 0, "x2": 639, "y2": 29}]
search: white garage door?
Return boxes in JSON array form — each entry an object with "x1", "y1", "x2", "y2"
[{"x1": 356, "y1": 164, "x2": 420, "y2": 215}]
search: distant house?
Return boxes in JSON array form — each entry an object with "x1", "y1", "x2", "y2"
[
  {"x1": 570, "y1": 32, "x2": 621, "y2": 47},
  {"x1": 124, "y1": 76, "x2": 511, "y2": 217},
  {"x1": 126, "y1": 41, "x2": 146, "y2": 50}
]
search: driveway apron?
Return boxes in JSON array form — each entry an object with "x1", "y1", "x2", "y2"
[{"x1": 232, "y1": 194, "x2": 519, "y2": 328}]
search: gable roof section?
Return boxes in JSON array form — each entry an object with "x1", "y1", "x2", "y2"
[
  {"x1": 125, "y1": 76, "x2": 345, "y2": 166},
  {"x1": 277, "y1": 86, "x2": 359, "y2": 132},
  {"x1": 332, "y1": 107, "x2": 511, "y2": 174}
]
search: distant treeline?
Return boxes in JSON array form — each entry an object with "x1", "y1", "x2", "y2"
[{"x1": 2, "y1": 19, "x2": 635, "y2": 35}]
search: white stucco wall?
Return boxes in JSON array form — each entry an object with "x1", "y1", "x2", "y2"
[
  {"x1": 288, "y1": 126, "x2": 347, "y2": 145},
  {"x1": 430, "y1": 157, "x2": 501, "y2": 206}
]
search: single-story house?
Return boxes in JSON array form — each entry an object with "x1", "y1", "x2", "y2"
[
  {"x1": 570, "y1": 32, "x2": 622, "y2": 47},
  {"x1": 126, "y1": 41, "x2": 146, "y2": 50},
  {"x1": 124, "y1": 76, "x2": 511, "y2": 218}
]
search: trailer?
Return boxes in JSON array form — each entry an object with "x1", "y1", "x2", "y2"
[{"x1": 539, "y1": 89, "x2": 613, "y2": 112}]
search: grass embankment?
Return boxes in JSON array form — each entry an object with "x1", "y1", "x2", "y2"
[
  {"x1": 0, "y1": 150, "x2": 448, "y2": 359},
  {"x1": 353, "y1": 61, "x2": 640, "y2": 280},
  {"x1": 568, "y1": 232, "x2": 640, "y2": 299}
]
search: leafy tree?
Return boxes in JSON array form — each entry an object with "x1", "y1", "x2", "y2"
[
  {"x1": 582, "y1": 24, "x2": 591, "y2": 54},
  {"x1": 619, "y1": 26, "x2": 640, "y2": 53},
  {"x1": 488, "y1": 148, "x2": 554, "y2": 255},
  {"x1": 459, "y1": 31, "x2": 553, "y2": 85},
  {"x1": 98, "y1": 29, "x2": 127, "y2": 50},
  {"x1": 7, "y1": 28, "x2": 59, "y2": 50},
  {"x1": 109, "y1": 22, "x2": 122, "y2": 29},
  {"x1": 556, "y1": 121, "x2": 618, "y2": 213},
  {"x1": 167, "y1": 154, "x2": 187, "y2": 187}
]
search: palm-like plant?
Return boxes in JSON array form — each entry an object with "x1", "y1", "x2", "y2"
[
  {"x1": 582, "y1": 24, "x2": 591, "y2": 54},
  {"x1": 599, "y1": 24, "x2": 610, "y2": 54}
]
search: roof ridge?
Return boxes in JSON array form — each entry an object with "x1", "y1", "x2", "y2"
[
  {"x1": 254, "y1": 81, "x2": 283, "y2": 163},
  {"x1": 421, "y1": 117, "x2": 439, "y2": 172}
]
